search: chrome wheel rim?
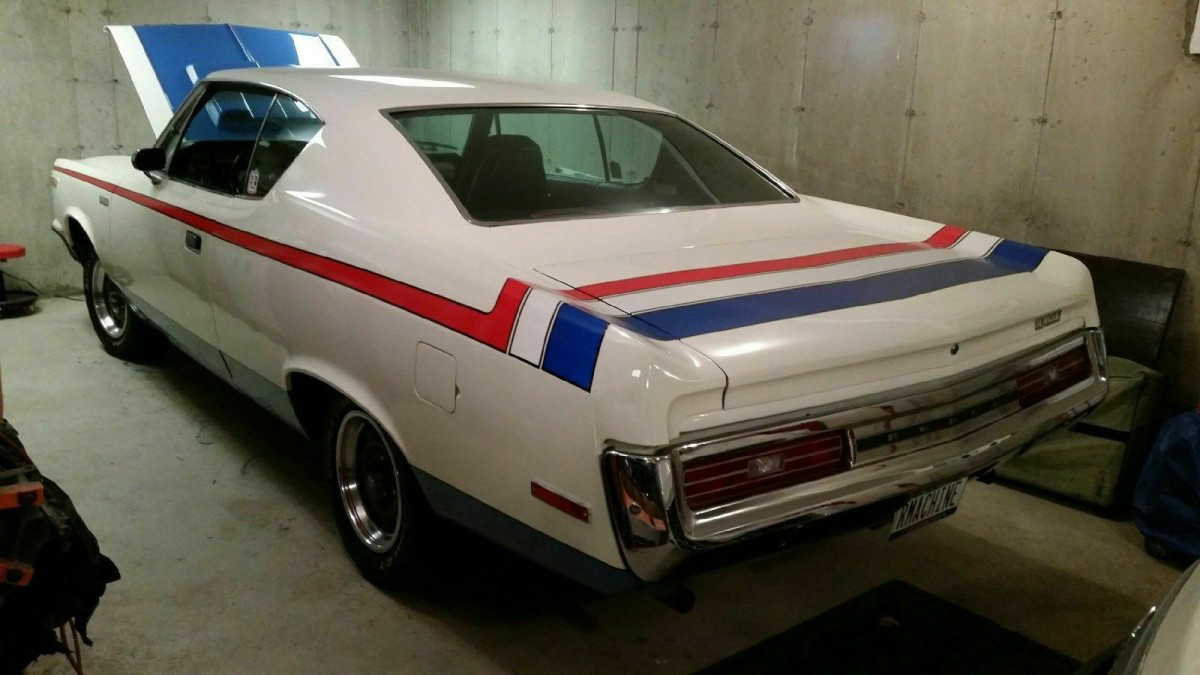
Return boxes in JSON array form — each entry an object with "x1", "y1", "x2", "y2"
[
  {"x1": 89, "y1": 261, "x2": 128, "y2": 339},
  {"x1": 335, "y1": 411, "x2": 402, "y2": 553}
]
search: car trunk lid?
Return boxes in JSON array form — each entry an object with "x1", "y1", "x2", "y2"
[{"x1": 531, "y1": 201, "x2": 1091, "y2": 412}]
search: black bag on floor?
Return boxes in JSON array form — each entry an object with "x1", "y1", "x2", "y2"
[
  {"x1": 0, "y1": 421, "x2": 120, "y2": 673},
  {"x1": 1133, "y1": 410, "x2": 1200, "y2": 563}
]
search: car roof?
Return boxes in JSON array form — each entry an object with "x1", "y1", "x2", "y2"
[{"x1": 204, "y1": 67, "x2": 670, "y2": 116}]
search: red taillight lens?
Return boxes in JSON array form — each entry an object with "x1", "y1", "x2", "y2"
[
  {"x1": 682, "y1": 431, "x2": 850, "y2": 510},
  {"x1": 1016, "y1": 345, "x2": 1092, "y2": 408}
]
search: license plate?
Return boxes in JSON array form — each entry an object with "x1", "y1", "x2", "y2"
[{"x1": 889, "y1": 478, "x2": 968, "y2": 540}]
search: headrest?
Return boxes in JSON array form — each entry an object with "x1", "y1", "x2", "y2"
[
  {"x1": 217, "y1": 109, "x2": 261, "y2": 134},
  {"x1": 463, "y1": 134, "x2": 547, "y2": 217}
]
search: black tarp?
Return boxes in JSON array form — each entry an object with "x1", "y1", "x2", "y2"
[{"x1": 0, "y1": 421, "x2": 120, "y2": 673}]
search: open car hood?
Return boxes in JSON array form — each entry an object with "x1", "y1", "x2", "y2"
[{"x1": 107, "y1": 23, "x2": 357, "y2": 136}]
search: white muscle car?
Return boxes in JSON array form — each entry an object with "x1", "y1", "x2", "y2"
[{"x1": 49, "y1": 27, "x2": 1107, "y2": 592}]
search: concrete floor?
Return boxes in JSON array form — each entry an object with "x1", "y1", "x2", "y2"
[{"x1": 2, "y1": 298, "x2": 1183, "y2": 674}]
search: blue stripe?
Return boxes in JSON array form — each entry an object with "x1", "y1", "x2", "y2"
[
  {"x1": 989, "y1": 239, "x2": 1048, "y2": 271},
  {"x1": 232, "y1": 25, "x2": 336, "y2": 67},
  {"x1": 629, "y1": 243, "x2": 1048, "y2": 339},
  {"x1": 133, "y1": 24, "x2": 341, "y2": 111},
  {"x1": 135, "y1": 25, "x2": 258, "y2": 109},
  {"x1": 541, "y1": 305, "x2": 607, "y2": 391}
]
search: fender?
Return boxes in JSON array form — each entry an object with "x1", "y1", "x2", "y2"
[
  {"x1": 283, "y1": 356, "x2": 412, "y2": 463},
  {"x1": 61, "y1": 207, "x2": 100, "y2": 259}
]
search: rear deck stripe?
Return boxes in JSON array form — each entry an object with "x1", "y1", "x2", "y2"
[
  {"x1": 566, "y1": 224, "x2": 967, "y2": 300},
  {"x1": 54, "y1": 166, "x2": 529, "y2": 351},
  {"x1": 630, "y1": 245, "x2": 1047, "y2": 339}
]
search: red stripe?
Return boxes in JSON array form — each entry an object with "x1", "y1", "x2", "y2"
[
  {"x1": 565, "y1": 224, "x2": 968, "y2": 300},
  {"x1": 53, "y1": 166, "x2": 528, "y2": 351}
]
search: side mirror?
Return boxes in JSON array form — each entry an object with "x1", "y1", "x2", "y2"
[{"x1": 131, "y1": 147, "x2": 166, "y2": 172}]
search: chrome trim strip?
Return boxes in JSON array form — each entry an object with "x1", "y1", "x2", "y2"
[{"x1": 604, "y1": 328, "x2": 1108, "y2": 581}]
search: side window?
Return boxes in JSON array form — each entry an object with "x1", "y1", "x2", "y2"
[
  {"x1": 168, "y1": 88, "x2": 275, "y2": 195},
  {"x1": 244, "y1": 95, "x2": 323, "y2": 197}
]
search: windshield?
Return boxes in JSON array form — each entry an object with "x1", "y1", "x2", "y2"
[{"x1": 389, "y1": 107, "x2": 792, "y2": 223}]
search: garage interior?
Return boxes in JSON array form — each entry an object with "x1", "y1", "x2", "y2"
[{"x1": 1, "y1": 1, "x2": 1198, "y2": 673}]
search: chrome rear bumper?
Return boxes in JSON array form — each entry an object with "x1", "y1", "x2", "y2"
[{"x1": 604, "y1": 328, "x2": 1108, "y2": 582}]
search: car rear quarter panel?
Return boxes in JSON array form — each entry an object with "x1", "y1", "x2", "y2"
[{"x1": 202, "y1": 117, "x2": 630, "y2": 568}]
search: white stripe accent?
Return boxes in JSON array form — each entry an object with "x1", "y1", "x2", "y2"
[
  {"x1": 320, "y1": 35, "x2": 360, "y2": 67},
  {"x1": 509, "y1": 291, "x2": 561, "y2": 366},
  {"x1": 951, "y1": 230, "x2": 1002, "y2": 258},
  {"x1": 107, "y1": 25, "x2": 175, "y2": 137},
  {"x1": 291, "y1": 34, "x2": 338, "y2": 67}
]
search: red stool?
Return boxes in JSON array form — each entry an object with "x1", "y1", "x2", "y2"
[{"x1": 0, "y1": 244, "x2": 37, "y2": 317}]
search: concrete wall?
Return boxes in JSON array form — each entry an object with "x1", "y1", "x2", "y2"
[
  {"x1": 7, "y1": 1, "x2": 1199, "y2": 401},
  {"x1": 0, "y1": 0, "x2": 417, "y2": 297},
  {"x1": 407, "y1": 0, "x2": 1200, "y2": 403}
]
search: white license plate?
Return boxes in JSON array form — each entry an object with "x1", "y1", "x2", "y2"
[{"x1": 889, "y1": 478, "x2": 968, "y2": 540}]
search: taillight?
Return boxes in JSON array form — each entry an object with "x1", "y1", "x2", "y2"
[
  {"x1": 1016, "y1": 345, "x2": 1092, "y2": 408},
  {"x1": 682, "y1": 430, "x2": 850, "y2": 510}
]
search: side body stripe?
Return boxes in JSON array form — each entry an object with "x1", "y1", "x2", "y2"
[
  {"x1": 54, "y1": 165, "x2": 1048, "y2": 388},
  {"x1": 54, "y1": 166, "x2": 529, "y2": 351}
]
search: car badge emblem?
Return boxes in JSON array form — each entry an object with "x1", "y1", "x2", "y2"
[{"x1": 1035, "y1": 309, "x2": 1062, "y2": 330}]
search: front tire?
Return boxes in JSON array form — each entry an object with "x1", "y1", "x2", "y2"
[
  {"x1": 82, "y1": 253, "x2": 157, "y2": 360},
  {"x1": 326, "y1": 400, "x2": 431, "y2": 590}
]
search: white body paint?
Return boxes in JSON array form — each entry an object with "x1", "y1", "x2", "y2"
[{"x1": 49, "y1": 65, "x2": 1101, "y2": 583}]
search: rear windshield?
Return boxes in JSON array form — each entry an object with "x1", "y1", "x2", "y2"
[{"x1": 389, "y1": 107, "x2": 791, "y2": 223}]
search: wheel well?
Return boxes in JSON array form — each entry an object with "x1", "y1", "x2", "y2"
[
  {"x1": 68, "y1": 217, "x2": 93, "y2": 261},
  {"x1": 287, "y1": 372, "x2": 342, "y2": 442}
]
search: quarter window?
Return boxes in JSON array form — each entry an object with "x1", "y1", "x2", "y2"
[
  {"x1": 167, "y1": 86, "x2": 322, "y2": 197},
  {"x1": 245, "y1": 96, "x2": 323, "y2": 196}
]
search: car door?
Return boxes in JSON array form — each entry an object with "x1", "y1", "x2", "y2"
[
  {"x1": 108, "y1": 84, "x2": 276, "y2": 380},
  {"x1": 198, "y1": 92, "x2": 324, "y2": 427}
]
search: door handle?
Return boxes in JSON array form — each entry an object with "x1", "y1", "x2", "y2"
[{"x1": 185, "y1": 231, "x2": 202, "y2": 254}]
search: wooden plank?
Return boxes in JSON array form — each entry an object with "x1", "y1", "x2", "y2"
[
  {"x1": 900, "y1": 0, "x2": 1056, "y2": 240},
  {"x1": 1031, "y1": 0, "x2": 1200, "y2": 265},
  {"x1": 498, "y1": 0, "x2": 552, "y2": 80},
  {"x1": 795, "y1": 0, "x2": 921, "y2": 210},
  {"x1": 550, "y1": 0, "x2": 617, "y2": 90},
  {"x1": 633, "y1": 0, "x2": 717, "y2": 122},
  {"x1": 450, "y1": 0, "x2": 499, "y2": 74},
  {"x1": 709, "y1": 0, "x2": 808, "y2": 185},
  {"x1": 611, "y1": 0, "x2": 639, "y2": 94}
]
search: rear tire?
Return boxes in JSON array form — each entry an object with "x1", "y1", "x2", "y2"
[
  {"x1": 325, "y1": 399, "x2": 431, "y2": 590},
  {"x1": 82, "y1": 252, "x2": 157, "y2": 360}
]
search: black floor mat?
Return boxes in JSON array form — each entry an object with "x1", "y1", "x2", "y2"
[{"x1": 699, "y1": 580, "x2": 1080, "y2": 674}]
